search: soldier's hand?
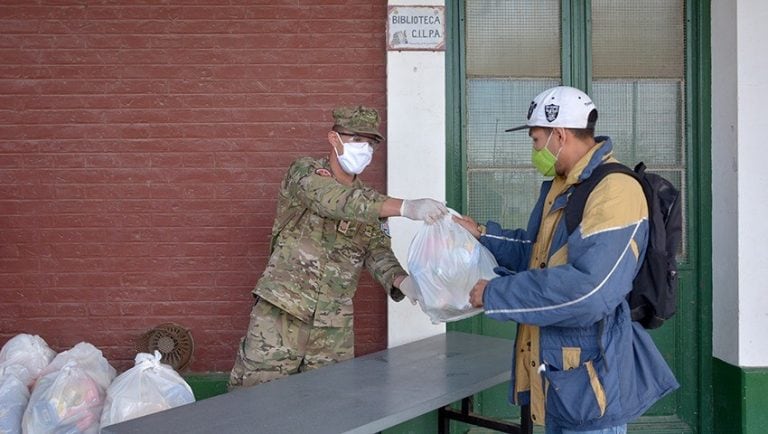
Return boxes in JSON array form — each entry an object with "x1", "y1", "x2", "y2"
[
  {"x1": 397, "y1": 276, "x2": 421, "y2": 305},
  {"x1": 400, "y1": 198, "x2": 448, "y2": 224}
]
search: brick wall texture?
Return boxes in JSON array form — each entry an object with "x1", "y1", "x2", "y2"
[{"x1": 0, "y1": 1, "x2": 391, "y2": 373}]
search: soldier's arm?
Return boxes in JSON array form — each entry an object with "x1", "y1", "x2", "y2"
[
  {"x1": 364, "y1": 227, "x2": 407, "y2": 302},
  {"x1": 291, "y1": 162, "x2": 393, "y2": 225},
  {"x1": 293, "y1": 172, "x2": 444, "y2": 222}
]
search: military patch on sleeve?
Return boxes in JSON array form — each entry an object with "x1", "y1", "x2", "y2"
[
  {"x1": 380, "y1": 220, "x2": 391, "y2": 238},
  {"x1": 314, "y1": 168, "x2": 332, "y2": 177},
  {"x1": 337, "y1": 220, "x2": 351, "y2": 235}
]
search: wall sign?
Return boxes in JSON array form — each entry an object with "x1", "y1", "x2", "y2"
[{"x1": 387, "y1": 6, "x2": 445, "y2": 51}]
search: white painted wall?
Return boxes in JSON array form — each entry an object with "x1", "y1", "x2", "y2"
[
  {"x1": 712, "y1": 0, "x2": 768, "y2": 367},
  {"x1": 735, "y1": 0, "x2": 768, "y2": 367},
  {"x1": 386, "y1": 0, "x2": 447, "y2": 347}
]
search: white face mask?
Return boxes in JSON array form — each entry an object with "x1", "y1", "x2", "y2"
[{"x1": 335, "y1": 135, "x2": 373, "y2": 175}]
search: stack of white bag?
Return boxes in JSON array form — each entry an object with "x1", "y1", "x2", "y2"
[
  {"x1": 0, "y1": 334, "x2": 56, "y2": 434},
  {"x1": 407, "y1": 212, "x2": 499, "y2": 323},
  {"x1": 22, "y1": 342, "x2": 116, "y2": 434},
  {"x1": 100, "y1": 350, "x2": 195, "y2": 429}
]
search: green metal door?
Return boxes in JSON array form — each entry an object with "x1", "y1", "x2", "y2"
[{"x1": 445, "y1": 1, "x2": 712, "y2": 432}]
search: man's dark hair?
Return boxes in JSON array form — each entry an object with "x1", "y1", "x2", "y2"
[
  {"x1": 569, "y1": 108, "x2": 598, "y2": 140},
  {"x1": 569, "y1": 128, "x2": 595, "y2": 140}
]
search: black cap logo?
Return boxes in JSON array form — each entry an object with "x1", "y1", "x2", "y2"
[
  {"x1": 527, "y1": 101, "x2": 537, "y2": 120},
  {"x1": 544, "y1": 104, "x2": 559, "y2": 122}
]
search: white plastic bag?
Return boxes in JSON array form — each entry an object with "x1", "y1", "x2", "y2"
[
  {"x1": 100, "y1": 351, "x2": 195, "y2": 429},
  {"x1": 407, "y1": 213, "x2": 499, "y2": 323},
  {"x1": 0, "y1": 334, "x2": 55, "y2": 434},
  {"x1": 0, "y1": 366, "x2": 30, "y2": 434},
  {"x1": 22, "y1": 342, "x2": 116, "y2": 434},
  {"x1": 0, "y1": 334, "x2": 56, "y2": 387}
]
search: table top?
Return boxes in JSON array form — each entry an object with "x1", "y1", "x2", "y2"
[{"x1": 102, "y1": 331, "x2": 514, "y2": 434}]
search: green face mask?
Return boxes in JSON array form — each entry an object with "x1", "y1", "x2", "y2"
[{"x1": 532, "y1": 131, "x2": 559, "y2": 176}]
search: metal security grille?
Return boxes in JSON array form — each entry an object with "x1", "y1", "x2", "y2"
[
  {"x1": 591, "y1": 0, "x2": 688, "y2": 260},
  {"x1": 465, "y1": 1, "x2": 561, "y2": 228},
  {"x1": 464, "y1": 0, "x2": 687, "y2": 260}
]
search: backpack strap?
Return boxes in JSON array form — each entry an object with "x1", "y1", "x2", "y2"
[{"x1": 565, "y1": 162, "x2": 639, "y2": 235}]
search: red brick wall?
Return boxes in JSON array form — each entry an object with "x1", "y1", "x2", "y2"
[{"x1": 0, "y1": 1, "x2": 390, "y2": 372}]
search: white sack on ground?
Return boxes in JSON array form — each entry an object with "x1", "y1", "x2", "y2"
[
  {"x1": 0, "y1": 334, "x2": 56, "y2": 387},
  {"x1": 0, "y1": 366, "x2": 30, "y2": 434},
  {"x1": 100, "y1": 351, "x2": 195, "y2": 429},
  {"x1": 0, "y1": 333, "x2": 56, "y2": 434},
  {"x1": 22, "y1": 342, "x2": 116, "y2": 434}
]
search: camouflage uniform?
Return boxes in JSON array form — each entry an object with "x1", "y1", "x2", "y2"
[{"x1": 229, "y1": 107, "x2": 406, "y2": 389}]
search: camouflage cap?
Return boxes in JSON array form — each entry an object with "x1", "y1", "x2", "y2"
[{"x1": 332, "y1": 106, "x2": 384, "y2": 143}]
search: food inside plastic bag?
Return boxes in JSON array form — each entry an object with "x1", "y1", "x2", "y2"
[
  {"x1": 0, "y1": 366, "x2": 30, "y2": 434},
  {"x1": 407, "y1": 213, "x2": 499, "y2": 323},
  {"x1": 100, "y1": 351, "x2": 195, "y2": 428},
  {"x1": 22, "y1": 342, "x2": 116, "y2": 434},
  {"x1": 0, "y1": 334, "x2": 56, "y2": 387}
]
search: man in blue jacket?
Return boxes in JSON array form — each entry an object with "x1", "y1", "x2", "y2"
[{"x1": 454, "y1": 86, "x2": 678, "y2": 434}]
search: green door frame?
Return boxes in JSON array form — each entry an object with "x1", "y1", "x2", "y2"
[{"x1": 444, "y1": 1, "x2": 712, "y2": 432}]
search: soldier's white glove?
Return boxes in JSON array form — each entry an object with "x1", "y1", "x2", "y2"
[
  {"x1": 398, "y1": 276, "x2": 421, "y2": 305},
  {"x1": 400, "y1": 199, "x2": 448, "y2": 224}
]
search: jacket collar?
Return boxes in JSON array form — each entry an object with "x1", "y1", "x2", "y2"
[{"x1": 564, "y1": 135, "x2": 614, "y2": 186}]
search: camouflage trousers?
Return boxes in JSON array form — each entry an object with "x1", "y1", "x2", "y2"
[{"x1": 228, "y1": 298, "x2": 354, "y2": 389}]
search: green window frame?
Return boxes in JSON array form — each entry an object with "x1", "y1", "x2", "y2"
[{"x1": 444, "y1": 1, "x2": 713, "y2": 432}]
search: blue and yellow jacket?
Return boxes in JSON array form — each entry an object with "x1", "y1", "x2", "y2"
[{"x1": 479, "y1": 137, "x2": 679, "y2": 429}]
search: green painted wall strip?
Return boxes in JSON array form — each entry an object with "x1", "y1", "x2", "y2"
[
  {"x1": 742, "y1": 366, "x2": 768, "y2": 433},
  {"x1": 712, "y1": 358, "x2": 768, "y2": 434},
  {"x1": 183, "y1": 373, "x2": 229, "y2": 401}
]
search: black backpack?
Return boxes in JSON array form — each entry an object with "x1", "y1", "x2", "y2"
[{"x1": 565, "y1": 162, "x2": 683, "y2": 329}]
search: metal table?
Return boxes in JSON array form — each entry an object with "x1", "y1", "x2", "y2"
[{"x1": 102, "y1": 331, "x2": 531, "y2": 434}]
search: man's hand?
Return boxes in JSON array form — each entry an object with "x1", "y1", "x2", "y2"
[
  {"x1": 469, "y1": 279, "x2": 488, "y2": 308},
  {"x1": 452, "y1": 214, "x2": 481, "y2": 239},
  {"x1": 396, "y1": 276, "x2": 421, "y2": 305},
  {"x1": 400, "y1": 198, "x2": 448, "y2": 224}
]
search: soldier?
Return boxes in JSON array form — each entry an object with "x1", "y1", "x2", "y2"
[{"x1": 228, "y1": 106, "x2": 445, "y2": 389}]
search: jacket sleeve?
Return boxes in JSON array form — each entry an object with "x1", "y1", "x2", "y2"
[
  {"x1": 364, "y1": 223, "x2": 407, "y2": 301},
  {"x1": 478, "y1": 181, "x2": 549, "y2": 273},
  {"x1": 287, "y1": 158, "x2": 387, "y2": 225},
  {"x1": 479, "y1": 222, "x2": 534, "y2": 273},
  {"x1": 483, "y1": 174, "x2": 648, "y2": 327}
]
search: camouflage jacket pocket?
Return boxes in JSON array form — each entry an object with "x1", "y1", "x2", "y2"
[
  {"x1": 253, "y1": 280, "x2": 316, "y2": 324},
  {"x1": 312, "y1": 295, "x2": 354, "y2": 328}
]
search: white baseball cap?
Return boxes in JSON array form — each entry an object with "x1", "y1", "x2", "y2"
[{"x1": 505, "y1": 86, "x2": 598, "y2": 132}]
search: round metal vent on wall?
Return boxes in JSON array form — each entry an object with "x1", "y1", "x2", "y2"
[{"x1": 135, "y1": 323, "x2": 194, "y2": 371}]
